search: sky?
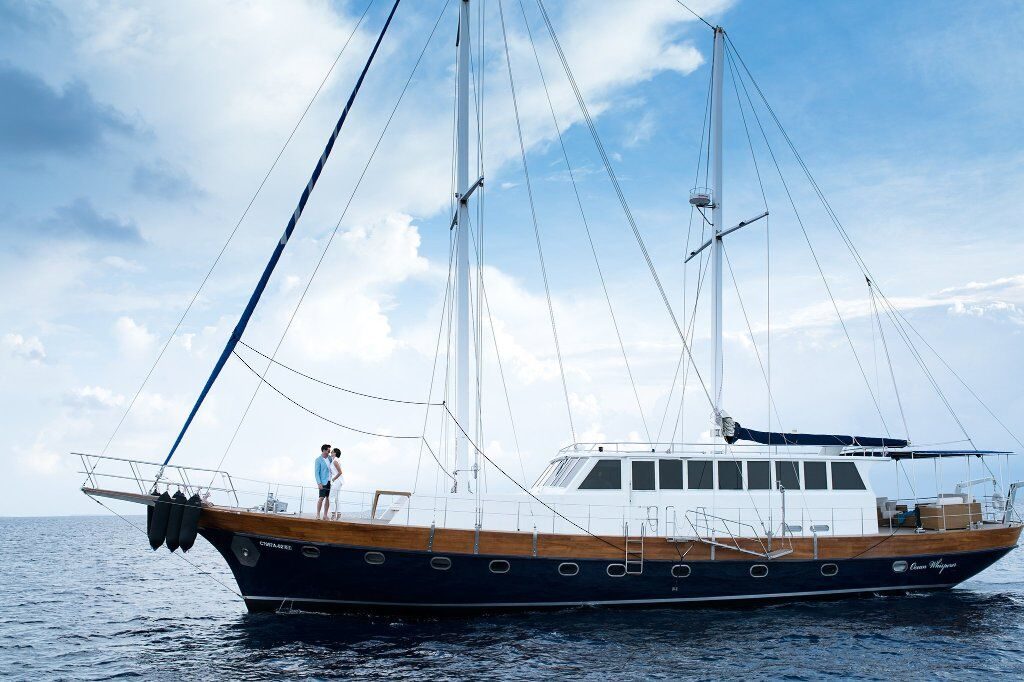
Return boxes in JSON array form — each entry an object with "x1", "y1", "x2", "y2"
[{"x1": 1, "y1": 0, "x2": 1023, "y2": 517}]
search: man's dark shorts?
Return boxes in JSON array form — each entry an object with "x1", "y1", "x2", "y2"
[{"x1": 319, "y1": 481, "x2": 331, "y2": 498}]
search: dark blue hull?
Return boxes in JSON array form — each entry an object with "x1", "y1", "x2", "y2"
[{"x1": 200, "y1": 528, "x2": 1013, "y2": 613}]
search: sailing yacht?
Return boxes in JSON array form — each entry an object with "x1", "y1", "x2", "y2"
[{"x1": 81, "y1": 0, "x2": 1022, "y2": 612}]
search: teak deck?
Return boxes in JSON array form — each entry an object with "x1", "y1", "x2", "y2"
[{"x1": 87, "y1": 488, "x2": 1021, "y2": 562}]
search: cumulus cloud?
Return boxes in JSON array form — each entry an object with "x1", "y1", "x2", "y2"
[
  {"x1": 114, "y1": 315, "x2": 155, "y2": 353},
  {"x1": 2, "y1": 332, "x2": 46, "y2": 363},
  {"x1": 0, "y1": 62, "x2": 134, "y2": 156},
  {"x1": 63, "y1": 385, "x2": 126, "y2": 410},
  {"x1": 285, "y1": 213, "x2": 428, "y2": 361}
]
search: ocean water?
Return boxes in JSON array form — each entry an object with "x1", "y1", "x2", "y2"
[{"x1": 1, "y1": 515, "x2": 1023, "y2": 680}]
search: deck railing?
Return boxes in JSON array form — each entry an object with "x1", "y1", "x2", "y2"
[{"x1": 77, "y1": 453, "x2": 1018, "y2": 538}]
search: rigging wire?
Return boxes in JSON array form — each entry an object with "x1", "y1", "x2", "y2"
[
  {"x1": 98, "y1": 0, "x2": 378, "y2": 458},
  {"x1": 413, "y1": 228, "x2": 459, "y2": 493},
  {"x1": 721, "y1": 244, "x2": 786, "y2": 429},
  {"x1": 236, "y1": 340, "x2": 442, "y2": 406},
  {"x1": 868, "y1": 282, "x2": 911, "y2": 440},
  {"x1": 85, "y1": 493, "x2": 242, "y2": 599},
  {"x1": 209, "y1": 0, "x2": 452, "y2": 480},
  {"x1": 726, "y1": 35, "x2": 1017, "y2": 451},
  {"x1": 468, "y1": 217, "x2": 534, "y2": 496},
  {"x1": 891, "y1": 306, "x2": 1024, "y2": 451},
  {"x1": 514, "y1": 0, "x2": 651, "y2": 442},
  {"x1": 534, "y1": 0, "x2": 718, "y2": 417},
  {"x1": 663, "y1": 65, "x2": 715, "y2": 445},
  {"x1": 441, "y1": 403, "x2": 626, "y2": 554},
  {"x1": 231, "y1": 350, "x2": 422, "y2": 440},
  {"x1": 497, "y1": 0, "x2": 578, "y2": 443},
  {"x1": 672, "y1": 0, "x2": 716, "y2": 31},
  {"x1": 723, "y1": 43, "x2": 774, "y2": 446},
  {"x1": 722, "y1": 43, "x2": 892, "y2": 435}
]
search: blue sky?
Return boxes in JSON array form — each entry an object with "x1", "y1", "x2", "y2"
[{"x1": 1, "y1": 0, "x2": 1022, "y2": 516}]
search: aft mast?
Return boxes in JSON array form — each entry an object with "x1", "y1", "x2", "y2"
[
  {"x1": 454, "y1": 0, "x2": 473, "y2": 493},
  {"x1": 710, "y1": 26, "x2": 725, "y2": 434}
]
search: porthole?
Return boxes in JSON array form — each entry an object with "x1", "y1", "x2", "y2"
[
  {"x1": 607, "y1": 563, "x2": 627, "y2": 578},
  {"x1": 489, "y1": 559, "x2": 510, "y2": 574},
  {"x1": 750, "y1": 564, "x2": 768, "y2": 578},
  {"x1": 364, "y1": 551, "x2": 385, "y2": 565},
  {"x1": 301, "y1": 546, "x2": 320, "y2": 559},
  {"x1": 820, "y1": 563, "x2": 838, "y2": 577},
  {"x1": 430, "y1": 556, "x2": 452, "y2": 571},
  {"x1": 892, "y1": 560, "x2": 908, "y2": 573},
  {"x1": 558, "y1": 562, "x2": 579, "y2": 576},
  {"x1": 671, "y1": 564, "x2": 691, "y2": 578}
]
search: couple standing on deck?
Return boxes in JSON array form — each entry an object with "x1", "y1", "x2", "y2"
[{"x1": 315, "y1": 444, "x2": 344, "y2": 520}]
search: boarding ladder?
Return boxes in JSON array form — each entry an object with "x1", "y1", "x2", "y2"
[{"x1": 624, "y1": 522, "x2": 645, "y2": 575}]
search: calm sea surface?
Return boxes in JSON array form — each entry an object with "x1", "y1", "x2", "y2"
[{"x1": 1, "y1": 515, "x2": 1023, "y2": 680}]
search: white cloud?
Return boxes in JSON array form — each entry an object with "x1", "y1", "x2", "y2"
[
  {"x1": 283, "y1": 213, "x2": 428, "y2": 362},
  {"x1": 2, "y1": 332, "x2": 47, "y2": 363},
  {"x1": 64, "y1": 385, "x2": 126, "y2": 410},
  {"x1": 114, "y1": 316, "x2": 155, "y2": 353}
]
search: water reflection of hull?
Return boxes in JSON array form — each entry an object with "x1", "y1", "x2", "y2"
[{"x1": 201, "y1": 527, "x2": 1013, "y2": 613}]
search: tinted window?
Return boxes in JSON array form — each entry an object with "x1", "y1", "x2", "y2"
[
  {"x1": 688, "y1": 460, "x2": 713, "y2": 490},
  {"x1": 805, "y1": 461, "x2": 827, "y2": 490},
  {"x1": 659, "y1": 460, "x2": 684, "y2": 489},
  {"x1": 747, "y1": 461, "x2": 771, "y2": 490},
  {"x1": 832, "y1": 461, "x2": 866, "y2": 490},
  {"x1": 718, "y1": 461, "x2": 743, "y2": 490},
  {"x1": 632, "y1": 461, "x2": 655, "y2": 491},
  {"x1": 579, "y1": 459, "x2": 622, "y2": 490},
  {"x1": 776, "y1": 461, "x2": 800, "y2": 490}
]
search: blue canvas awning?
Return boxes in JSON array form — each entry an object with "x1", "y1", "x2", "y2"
[{"x1": 724, "y1": 422, "x2": 909, "y2": 448}]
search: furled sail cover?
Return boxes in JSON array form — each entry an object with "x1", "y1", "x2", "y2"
[{"x1": 723, "y1": 420, "x2": 908, "y2": 448}]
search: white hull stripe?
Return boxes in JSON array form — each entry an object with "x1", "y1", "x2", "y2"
[{"x1": 243, "y1": 583, "x2": 955, "y2": 609}]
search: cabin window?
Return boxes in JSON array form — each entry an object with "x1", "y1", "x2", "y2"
[
  {"x1": 430, "y1": 556, "x2": 452, "y2": 571},
  {"x1": 364, "y1": 551, "x2": 386, "y2": 565},
  {"x1": 543, "y1": 457, "x2": 581, "y2": 487},
  {"x1": 553, "y1": 457, "x2": 587, "y2": 487},
  {"x1": 750, "y1": 564, "x2": 769, "y2": 578},
  {"x1": 718, "y1": 461, "x2": 743, "y2": 490},
  {"x1": 632, "y1": 460, "x2": 656, "y2": 491},
  {"x1": 831, "y1": 462, "x2": 867, "y2": 490},
  {"x1": 776, "y1": 461, "x2": 800, "y2": 490},
  {"x1": 533, "y1": 461, "x2": 558, "y2": 487},
  {"x1": 301, "y1": 546, "x2": 320, "y2": 559},
  {"x1": 747, "y1": 461, "x2": 771, "y2": 490},
  {"x1": 579, "y1": 459, "x2": 622, "y2": 490},
  {"x1": 489, "y1": 560, "x2": 510, "y2": 574},
  {"x1": 821, "y1": 563, "x2": 839, "y2": 577},
  {"x1": 892, "y1": 560, "x2": 908, "y2": 573},
  {"x1": 804, "y1": 461, "x2": 828, "y2": 490},
  {"x1": 659, "y1": 459, "x2": 684, "y2": 489},
  {"x1": 687, "y1": 460, "x2": 713, "y2": 490},
  {"x1": 671, "y1": 564, "x2": 691, "y2": 578}
]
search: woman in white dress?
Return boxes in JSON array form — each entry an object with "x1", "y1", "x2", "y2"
[{"x1": 329, "y1": 447, "x2": 344, "y2": 520}]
